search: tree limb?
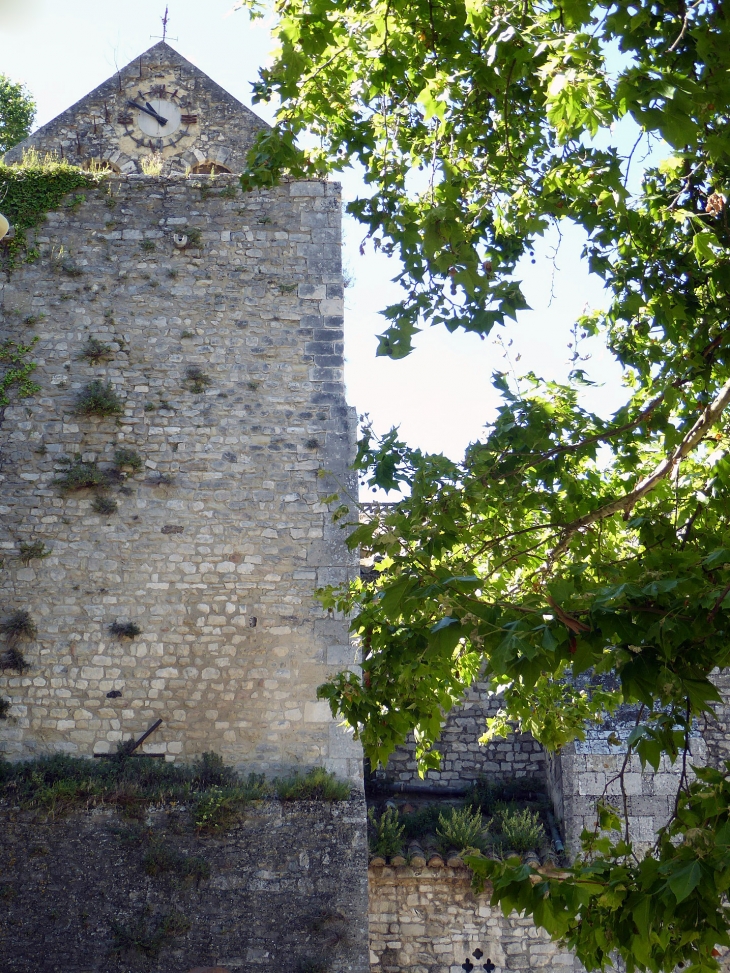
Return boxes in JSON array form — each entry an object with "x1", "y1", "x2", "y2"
[{"x1": 546, "y1": 375, "x2": 730, "y2": 564}]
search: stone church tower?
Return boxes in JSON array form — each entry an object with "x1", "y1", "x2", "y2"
[{"x1": 0, "y1": 42, "x2": 362, "y2": 780}]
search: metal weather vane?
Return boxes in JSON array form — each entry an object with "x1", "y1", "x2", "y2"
[{"x1": 151, "y1": 6, "x2": 177, "y2": 44}]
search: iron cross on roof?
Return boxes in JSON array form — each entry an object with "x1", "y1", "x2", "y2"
[{"x1": 151, "y1": 6, "x2": 177, "y2": 44}]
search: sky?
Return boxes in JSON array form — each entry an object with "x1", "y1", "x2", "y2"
[{"x1": 0, "y1": 0, "x2": 627, "y2": 468}]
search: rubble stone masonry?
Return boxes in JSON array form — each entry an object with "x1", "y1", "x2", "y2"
[{"x1": 0, "y1": 173, "x2": 361, "y2": 779}]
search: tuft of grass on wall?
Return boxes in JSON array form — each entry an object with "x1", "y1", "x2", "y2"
[
  {"x1": 17, "y1": 540, "x2": 51, "y2": 564},
  {"x1": 53, "y1": 457, "x2": 110, "y2": 492},
  {"x1": 113, "y1": 448, "x2": 142, "y2": 472},
  {"x1": 0, "y1": 647, "x2": 30, "y2": 673},
  {"x1": 0, "y1": 753, "x2": 353, "y2": 826},
  {"x1": 92, "y1": 495, "x2": 118, "y2": 515},
  {"x1": 276, "y1": 767, "x2": 351, "y2": 802},
  {"x1": 76, "y1": 337, "x2": 113, "y2": 364},
  {"x1": 75, "y1": 380, "x2": 123, "y2": 417},
  {"x1": 109, "y1": 621, "x2": 141, "y2": 639},
  {"x1": 184, "y1": 365, "x2": 211, "y2": 394},
  {"x1": 192, "y1": 775, "x2": 270, "y2": 832},
  {"x1": 110, "y1": 910, "x2": 190, "y2": 958},
  {"x1": 142, "y1": 842, "x2": 210, "y2": 881},
  {"x1": 0, "y1": 609, "x2": 37, "y2": 647}
]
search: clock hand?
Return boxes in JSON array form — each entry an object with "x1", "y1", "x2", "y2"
[
  {"x1": 126, "y1": 100, "x2": 168, "y2": 126},
  {"x1": 145, "y1": 101, "x2": 169, "y2": 125},
  {"x1": 127, "y1": 100, "x2": 158, "y2": 120}
]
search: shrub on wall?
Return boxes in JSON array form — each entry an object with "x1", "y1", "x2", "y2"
[
  {"x1": 53, "y1": 457, "x2": 110, "y2": 492},
  {"x1": 75, "y1": 380, "x2": 123, "y2": 417}
]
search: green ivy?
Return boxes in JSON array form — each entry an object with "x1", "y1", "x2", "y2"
[
  {"x1": 0, "y1": 337, "x2": 40, "y2": 408},
  {"x1": 0, "y1": 150, "x2": 106, "y2": 267}
]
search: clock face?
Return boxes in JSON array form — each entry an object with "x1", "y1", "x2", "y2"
[
  {"x1": 119, "y1": 84, "x2": 198, "y2": 150},
  {"x1": 136, "y1": 98, "x2": 182, "y2": 137}
]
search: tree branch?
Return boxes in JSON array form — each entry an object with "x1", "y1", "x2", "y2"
[{"x1": 546, "y1": 375, "x2": 730, "y2": 564}]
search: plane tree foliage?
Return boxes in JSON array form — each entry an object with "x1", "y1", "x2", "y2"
[
  {"x1": 236, "y1": 0, "x2": 730, "y2": 968},
  {"x1": 0, "y1": 75, "x2": 35, "y2": 156}
]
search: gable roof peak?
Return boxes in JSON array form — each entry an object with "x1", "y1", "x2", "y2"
[{"x1": 4, "y1": 40, "x2": 268, "y2": 175}]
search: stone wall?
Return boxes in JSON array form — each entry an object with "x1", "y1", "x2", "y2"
[
  {"x1": 0, "y1": 173, "x2": 361, "y2": 779},
  {"x1": 700, "y1": 669, "x2": 730, "y2": 771},
  {"x1": 369, "y1": 864, "x2": 582, "y2": 973},
  {"x1": 0, "y1": 799, "x2": 369, "y2": 973},
  {"x1": 384, "y1": 684, "x2": 545, "y2": 790},
  {"x1": 4, "y1": 42, "x2": 267, "y2": 176},
  {"x1": 546, "y1": 716, "x2": 707, "y2": 857}
]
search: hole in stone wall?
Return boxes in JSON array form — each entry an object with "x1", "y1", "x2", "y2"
[
  {"x1": 191, "y1": 162, "x2": 232, "y2": 175},
  {"x1": 462, "y1": 950, "x2": 496, "y2": 973}
]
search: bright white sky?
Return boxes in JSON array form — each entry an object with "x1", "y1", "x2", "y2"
[{"x1": 0, "y1": 0, "x2": 626, "y2": 467}]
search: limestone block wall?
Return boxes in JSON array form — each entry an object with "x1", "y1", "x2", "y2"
[
  {"x1": 0, "y1": 800, "x2": 369, "y2": 973},
  {"x1": 546, "y1": 729, "x2": 707, "y2": 857},
  {"x1": 384, "y1": 684, "x2": 545, "y2": 789},
  {"x1": 0, "y1": 173, "x2": 361, "y2": 778},
  {"x1": 700, "y1": 669, "x2": 730, "y2": 771},
  {"x1": 369, "y1": 864, "x2": 582, "y2": 973}
]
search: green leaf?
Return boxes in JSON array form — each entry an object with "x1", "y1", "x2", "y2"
[{"x1": 668, "y1": 860, "x2": 702, "y2": 903}]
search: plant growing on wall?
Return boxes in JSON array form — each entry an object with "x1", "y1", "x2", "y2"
[
  {"x1": 110, "y1": 910, "x2": 190, "y2": 959},
  {"x1": 436, "y1": 806, "x2": 489, "y2": 854},
  {"x1": 184, "y1": 366, "x2": 211, "y2": 394},
  {"x1": 113, "y1": 448, "x2": 142, "y2": 472},
  {"x1": 0, "y1": 610, "x2": 36, "y2": 673},
  {"x1": 0, "y1": 338, "x2": 40, "y2": 412},
  {"x1": 76, "y1": 337, "x2": 113, "y2": 364},
  {"x1": 0, "y1": 647, "x2": 29, "y2": 673},
  {"x1": 53, "y1": 457, "x2": 110, "y2": 493},
  {"x1": 276, "y1": 767, "x2": 351, "y2": 801},
  {"x1": 494, "y1": 807, "x2": 545, "y2": 854},
  {"x1": 367, "y1": 806, "x2": 404, "y2": 858},
  {"x1": 0, "y1": 150, "x2": 104, "y2": 267},
  {"x1": 92, "y1": 495, "x2": 118, "y2": 515},
  {"x1": 0, "y1": 609, "x2": 36, "y2": 647},
  {"x1": 108, "y1": 621, "x2": 141, "y2": 639},
  {"x1": 75, "y1": 380, "x2": 123, "y2": 417},
  {"x1": 17, "y1": 540, "x2": 52, "y2": 564},
  {"x1": 142, "y1": 842, "x2": 210, "y2": 881}
]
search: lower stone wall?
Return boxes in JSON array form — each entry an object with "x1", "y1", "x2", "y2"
[
  {"x1": 0, "y1": 799, "x2": 369, "y2": 973},
  {"x1": 368, "y1": 865, "x2": 582, "y2": 973},
  {"x1": 703, "y1": 669, "x2": 730, "y2": 770},
  {"x1": 384, "y1": 684, "x2": 545, "y2": 789},
  {"x1": 547, "y1": 735, "x2": 707, "y2": 857}
]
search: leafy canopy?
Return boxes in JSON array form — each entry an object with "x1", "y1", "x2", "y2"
[
  {"x1": 0, "y1": 74, "x2": 35, "y2": 155},
  {"x1": 236, "y1": 0, "x2": 730, "y2": 969}
]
